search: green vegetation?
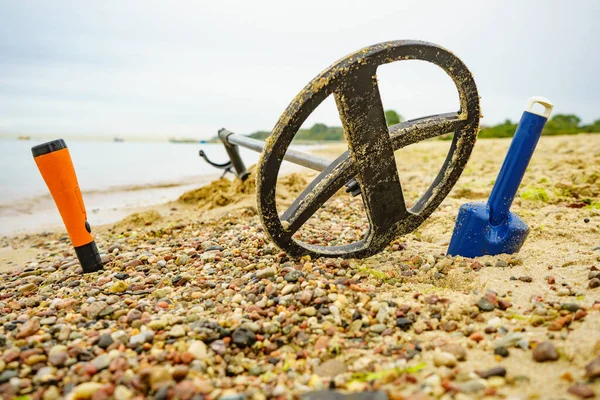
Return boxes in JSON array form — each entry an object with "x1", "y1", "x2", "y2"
[
  {"x1": 479, "y1": 114, "x2": 600, "y2": 138},
  {"x1": 385, "y1": 109, "x2": 404, "y2": 126}
]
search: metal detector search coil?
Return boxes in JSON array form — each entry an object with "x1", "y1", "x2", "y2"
[{"x1": 200, "y1": 40, "x2": 481, "y2": 259}]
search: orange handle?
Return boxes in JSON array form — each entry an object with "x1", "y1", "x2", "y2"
[{"x1": 34, "y1": 146, "x2": 92, "y2": 247}]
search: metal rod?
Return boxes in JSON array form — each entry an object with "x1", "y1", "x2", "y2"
[{"x1": 223, "y1": 130, "x2": 331, "y2": 172}]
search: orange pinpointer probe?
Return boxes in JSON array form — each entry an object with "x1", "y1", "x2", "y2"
[{"x1": 32, "y1": 139, "x2": 103, "y2": 273}]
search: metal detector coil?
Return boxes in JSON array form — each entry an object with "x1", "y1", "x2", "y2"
[{"x1": 201, "y1": 40, "x2": 480, "y2": 259}]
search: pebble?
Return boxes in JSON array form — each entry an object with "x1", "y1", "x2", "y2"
[
  {"x1": 584, "y1": 356, "x2": 600, "y2": 380},
  {"x1": 129, "y1": 330, "x2": 154, "y2": 346},
  {"x1": 168, "y1": 325, "x2": 186, "y2": 338},
  {"x1": 232, "y1": 327, "x2": 256, "y2": 348},
  {"x1": 188, "y1": 340, "x2": 208, "y2": 360},
  {"x1": 314, "y1": 359, "x2": 347, "y2": 377},
  {"x1": 396, "y1": 317, "x2": 412, "y2": 330},
  {"x1": 568, "y1": 384, "x2": 595, "y2": 398},
  {"x1": 109, "y1": 280, "x2": 128, "y2": 293},
  {"x1": 91, "y1": 354, "x2": 111, "y2": 371},
  {"x1": 478, "y1": 366, "x2": 506, "y2": 379},
  {"x1": 477, "y1": 298, "x2": 495, "y2": 312},
  {"x1": 441, "y1": 343, "x2": 467, "y2": 361},
  {"x1": 70, "y1": 382, "x2": 105, "y2": 398},
  {"x1": 494, "y1": 346, "x2": 509, "y2": 357},
  {"x1": 588, "y1": 278, "x2": 600, "y2": 289},
  {"x1": 369, "y1": 324, "x2": 387, "y2": 334},
  {"x1": 114, "y1": 385, "x2": 134, "y2": 400},
  {"x1": 0, "y1": 369, "x2": 18, "y2": 383},
  {"x1": 256, "y1": 267, "x2": 276, "y2": 279},
  {"x1": 18, "y1": 282, "x2": 37, "y2": 294},
  {"x1": 285, "y1": 270, "x2": 302, "y2": 282},
  {"x1": 149, "y1": 366, "x2": 173, "y2": 390},
  {"x1": 433, "y1": 351, "x2": 457, "y2": 367},
  {"x1": 281, "y1": 284, "x2": 296, "y2": 295},
  {"x1": 98, "y1": 333, "x2": 114, "y2": 349},
  {"x1": 533, "y1": 341, "x2": 559, "y2": 362},
  {"x1": 558, "y1": 287, "x2": 571, "y2": 296},
  {"x1": 456, "y1": 379, "x2": 486, "y2": 393},
  {"x1": 16, "y1": 318, "x2": 40, "y2": 338}
]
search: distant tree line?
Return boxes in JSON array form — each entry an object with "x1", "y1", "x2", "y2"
[
  {"x1": 242, "y1": 110, "x2": 600, "y2": 142},
  {"x1": 479, "y1": 114, "x2": 600, "y2": 138}
]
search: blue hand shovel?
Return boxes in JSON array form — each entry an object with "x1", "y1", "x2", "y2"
[{"x1": 447, "y1": 97, "x2": 554, "y2": 258}]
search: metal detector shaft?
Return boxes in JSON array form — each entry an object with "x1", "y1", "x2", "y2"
[{"x1": 219, "y1": 129, "x2": 330, "y2": 172}]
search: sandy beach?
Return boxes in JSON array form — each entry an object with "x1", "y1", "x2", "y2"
[{"x1": 0, "y1": 133, "x2": 599, "y2": 399}]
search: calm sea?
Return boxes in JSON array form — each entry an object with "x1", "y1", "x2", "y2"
[{"x1": 0, "y1": 138, "x2": 316, "y2": 235}]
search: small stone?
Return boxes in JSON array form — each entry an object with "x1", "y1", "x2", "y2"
[
  {"x1": 457, "y1": 379, "x2": 486, "y2": 393},
  {"x1": 148, "y1": 319, "x2": 168, "y2": 331},
  {"x1": 494, "y1": 346, "x2": 509, "y2": 357},
  {"x1": 98, "y1": 333, "x2": 114, "y2": 349},
  {"x1": 281, "y1": 284, "x2": 296, "y2": 295},
  {"x1": 188, "y1": 341, "x2": 208, "y2": 360},
  {"x1": 314, "y1": 359, "x2": 346, "y2": 377},
  {"x1": 369, "y1": 324, "x2": 387, "y2": 334},
  {"x1": 584, "y1": 356, "x2": 600, "y2": 380},
  {"x1": 149, "y1": 366, "x2": 174, "y2": 390},
  {"x1": 232, "y1": 327, "x2": 256, "y2": 348},
  {"x1": 231, "y1": 293, "x2": 243, "y2": 304},
  {"x1": 300, "y1": 289, "x2": 313, "y2": 305},
  {"x1": 127, "y1": 310, "x2": 142, "y2": 325},
  {"x1": 256, "y1": 267, "x2": 276, "y2": 279},
  {"x1": 168, "y1": 325, "x2": 186, "y2": 338},
  {"x1": 35, "y1": 367, "x2": 57, "y2": 384},
  {"x1": 441, "y1": 343, "x2": 467, "y2": 361},
  {"x1": 568, "y1": 384, "x2": 595, "y2": 398},
  {"x1": 18, "y1": 282, "x2": 37, "y2": 294},
  {"x1": 48, "y1": 351, "x2": 68, "y2": 367},
  {"x1": 518, "y1": 276, "x2": 533, "y2": 283},
  {"x1": 113, "y1": 385, "x2": 133, "y2": 400},
  {"x1": 40, "y1": 316, "x2": 57, "y2": 325},
  {"x1": 477, "y1": 298, "x2": 495, "y2": 312},
  {"x1": 109, "y1": 281, "x2": 128, "y2": 293},
  {"x1": 469, "y1": 332, "x2": 484, "y2": 342},
  {"x1": 210, "y1": 340, "x2": 226, "y2": 355},
  {"x1": 493, "y1": 332, "x2": 523, "y2": 349},
  {"x1": 0, "y1": 369, "x2": 18, "y2": 383},
  {"x1": 301, "y1": 307, "x2": 317, "y2": 316},
  {"x1": 16, "y1": 318, "x2": 40, "y2": 338},
  {"x1": 43, "y1": 386, "x2": 60, "y2": 400},
  {"x1": 588, "y1": 278, "x2": 600, "y2": 289},
  {"x1": 85, "y1": 301, "x2": 107, "y2": 319},
  {"x1": 71, "y1": 382, "x2": 105, "y2": 398},
  {"x1": 433, "y1": 351, "x2": 457, "y2": 367},
  {"x1": 478, "y1": 366, "x2": 506, "y2": 379},
  {"x1": 396, "y1": 317, "x2": 413, "y2": 330},
  {"x1": 129, "y1": 330, "x2": 154, "y2": 346},
  {"x1": 495, "y1": 260, "x2": 508, "y2": 268},
  {"x1": 558, "y1": 287, "x2": 571, "y2": 296},
  {"x1": 175, "y1": 254, "x2": 189, "y2": 266},
  {"x1": 171, "y1": 365, "x2": 189, "y2": 382},
  {"x1": 533, "y1": 341, "x2": 559, "y2": 362},
  {"x1": 284, "y1": 270, "x2": 302, "y2": 282},
  {"x1": 91, "y1": 354, "x2": 111, "y2": 371}
]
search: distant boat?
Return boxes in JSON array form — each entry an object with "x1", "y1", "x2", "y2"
[
  {"x1": 18, "y1": 135, "x2": 31, "y2": 141},
  {"x1": 168, "y1": 137, "x2": 198, "y2": 144},
  {"x1": 113, "y1": 137, "x2": 125, "y2": 142}
]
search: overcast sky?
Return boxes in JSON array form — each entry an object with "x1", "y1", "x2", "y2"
[{"x1": 0, "y1": 1, "x2": 598, "y2": 139}]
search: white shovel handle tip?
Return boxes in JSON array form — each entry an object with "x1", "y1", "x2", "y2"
[{"x1": 525, "y1": 96, "x2": 554, "y2": 118}]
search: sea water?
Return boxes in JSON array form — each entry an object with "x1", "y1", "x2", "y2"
[{"x1": 0, "y1": 139, "x2": 319, "y2": 235}]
